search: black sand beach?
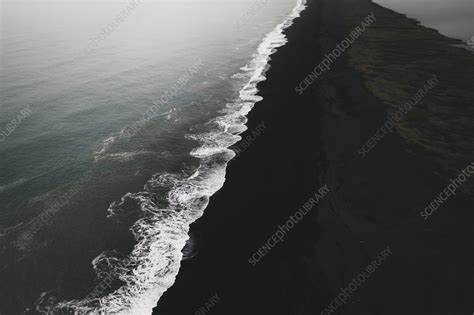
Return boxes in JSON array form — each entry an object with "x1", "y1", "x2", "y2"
[{"x1": 155, "y1": 0, "x2": 474, "y2": 314}]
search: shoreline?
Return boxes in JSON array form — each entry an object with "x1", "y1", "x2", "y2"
[
  {"x1": 1, "y1": 2, "x2": 310, "y2": 313},
  {"x1": 155, "y1": 0, "x2": 329, "y2": 312},
  {"x1": 371, "y1": 0, "x2": 474, "y2": 47},
  {"x1": 349, "y1": 1, "x2": 474, "y2": 199},
  {"x1": 155, "y1": 0, "x2": 474, "y2": 314}
]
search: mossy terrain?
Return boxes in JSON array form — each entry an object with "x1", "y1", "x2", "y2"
[{"x1": 350, "y1": 3, "x2": 474, "y2": 197}]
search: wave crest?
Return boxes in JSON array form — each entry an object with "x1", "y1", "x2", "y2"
[{"x1": 37, "y1": 0, "x2": 307, "y2": 313}]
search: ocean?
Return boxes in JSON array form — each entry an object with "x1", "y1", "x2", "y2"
[{"x1": 0, "y1": 0, "x2": 306, "y2": 313}]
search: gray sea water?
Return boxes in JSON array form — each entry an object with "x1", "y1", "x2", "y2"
[{"x1": 0, "y1": 0, "x2": 306, "y2": 313}]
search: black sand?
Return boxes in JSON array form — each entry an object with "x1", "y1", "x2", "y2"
[{"x1": 154, "y1": 0, "x2": 474, "y2": 314}]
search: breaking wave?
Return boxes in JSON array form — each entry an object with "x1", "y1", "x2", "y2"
[{"x1": 37, "y1": 0, "x2": 307, "y2": 313}]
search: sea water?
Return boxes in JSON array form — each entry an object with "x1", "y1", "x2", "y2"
[{"x1": 0, "y1": 0, "x2": 306, "y2": 313}]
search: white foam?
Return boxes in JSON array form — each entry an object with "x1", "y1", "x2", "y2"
[
  {"x1": 93, "y1": 132, "x2": 122, "y2": 162},
  {"x1": 96, "y1": 150, "x2": 154, "y2": 162},
  {"x1": 41, "y1": 1, "x2": 307, "y2": 313}
]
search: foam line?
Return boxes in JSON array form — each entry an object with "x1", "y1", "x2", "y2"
[{"x1": 39, "y1": 1, "x2": 307, "y2": 313}]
